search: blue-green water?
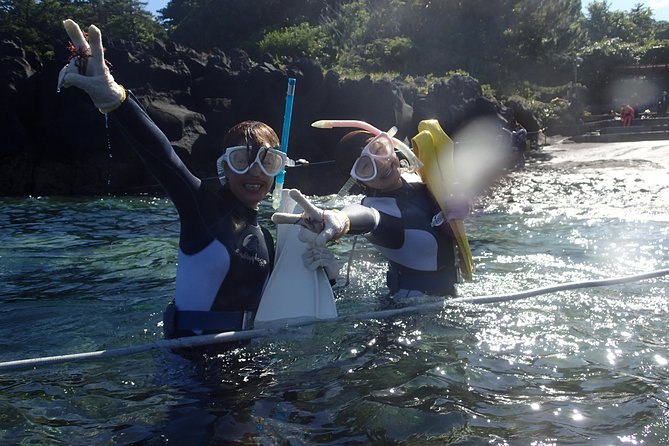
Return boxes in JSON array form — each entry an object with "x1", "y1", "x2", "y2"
[{"x1": 1, "y1": 142, "x2": 669, "y2": 445}]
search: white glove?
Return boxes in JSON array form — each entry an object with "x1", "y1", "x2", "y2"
[
  {"x1": 302, "y1": 245, "x2": 339, "y2": 281},
  {"x1": 57, "y1": 19, "x2": 126, "y2": 113},
  {"x1": 431, "y1": 195, "x2": 471, "y2": 228},
  {"x1": 272, "y1": 189, "x2": 350, "y2": 246}
]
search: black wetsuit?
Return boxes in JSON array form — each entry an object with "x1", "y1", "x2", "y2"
[
  {"x1": 344, "y1": 179, "x2": 458, "y2": 296},
  {"x1": 112, "y1": 94, "x2": 274, "y2": 337}
]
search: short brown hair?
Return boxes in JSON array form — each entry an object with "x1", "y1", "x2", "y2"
[{"x1": 222, "y1": 121, "x2": 279, "y2": 153}]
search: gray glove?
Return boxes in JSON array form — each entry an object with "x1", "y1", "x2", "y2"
[
  {"x1": 57, "y1": 19, "x2": 126, "y2": 113},
  {"x1": 302, "y1": 245, "x2": 339, "y2": 281},
  {"x1": 442, "y1": 194, "x2": 471, "y2": 221}
]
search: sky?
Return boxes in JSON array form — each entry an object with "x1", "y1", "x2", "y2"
[
  {"x1": 600, "y1": 0, "x2": 669, "y2": 21},
  {"x1": 144, "y1": 0, "x2": 669, "y2": 22}
]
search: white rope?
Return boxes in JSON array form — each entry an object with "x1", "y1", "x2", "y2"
[{"x1": 1, "y1": 267, "x2": 668, "y2": 373}]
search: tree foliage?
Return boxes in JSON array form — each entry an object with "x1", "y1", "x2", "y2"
[
  {"x1": 162, "y1": 0, "x2": 333, "y2": 50},
  {"x1": 158, "y1": 0, "x2": 665, "y2": 94},
  {"x1": 0, "y1": 0, "x2": 164, "y2": 58},
  {"x1": 258, "y1": 22, "x2": 328, "y2": 61},
  {"x1": 4, "y1": 0, "x2": 669, "y2": 109}
]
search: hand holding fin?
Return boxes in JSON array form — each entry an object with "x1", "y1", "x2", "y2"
[{"x1": 271, "y1": 189, "x2": 350, "y2": 246}]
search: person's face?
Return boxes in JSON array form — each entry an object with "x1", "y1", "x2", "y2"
[
  {"x1": 223, "y1": 147, "x2": 276, "y2": 209},
  {"x1": 360, "y1": 153, "x2": 402, "y2": 192},
  {"x1": 349, "y1": 133, "x2": 403, "y2": 192}
]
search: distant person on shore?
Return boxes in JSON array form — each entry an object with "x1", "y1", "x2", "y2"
[
  {"x1": 56, "y1": 20, "x2": 336, "y2": 341},
  {"x1": 658, "y1": 91, "x2": 668, "y2": 116},
  {"x1": 620, "y1": 104, "x2": 635, "y2": 127}
]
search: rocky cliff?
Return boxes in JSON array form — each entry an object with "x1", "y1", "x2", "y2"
[{"x1": 0, "y1": 37, "x2": 527, "y2": 196}]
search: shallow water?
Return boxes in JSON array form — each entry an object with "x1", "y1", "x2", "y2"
[{"x1": 1, "y1": 141, "x2": 668, "y2": 445}]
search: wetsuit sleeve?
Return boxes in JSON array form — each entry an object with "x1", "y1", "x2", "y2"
[
  {"x1": 341, "y1": 203, "x2": 380, "y2": 235},
  {"x1": 350, "y1": 199, "x2": 406, "y2": 250},
  {"x1": 110, "y1": 94, "x2": 202, "y2": 217}
]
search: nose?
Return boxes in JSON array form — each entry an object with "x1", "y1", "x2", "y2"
[{"x1": 248, "y1": 161, "x2": 263, "y2": 176}]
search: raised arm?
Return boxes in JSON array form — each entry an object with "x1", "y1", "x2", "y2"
[{"x1": 57, "y1": 19, "x2": 201, "y2": 214}]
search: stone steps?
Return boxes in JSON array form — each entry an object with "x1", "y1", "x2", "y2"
[
  {"x1": 571, "y1": 129, "x2": 669, "y2": 142},
  {"x1": 568, "y1": 116, "x2": 669, "y2": 143},
  {"x1": 600, "y1": 123, "x2": 669, "y2": 134}
]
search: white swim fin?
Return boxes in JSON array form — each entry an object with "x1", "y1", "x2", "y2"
[{"x1": 255, "y1": 190, "x2": 338, "y2": 328}]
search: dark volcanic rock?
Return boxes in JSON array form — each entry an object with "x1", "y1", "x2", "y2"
[{"x1": 0, "y1": 39, "x2": 524, "y2": 196}]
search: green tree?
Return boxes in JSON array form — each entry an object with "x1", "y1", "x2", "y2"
[
  {"x1": 580, "y1": 1, "x2": 667, "y2": 107},
  {"x1": 157, "y1": 0, "x2": 207, "y2": 31},
  {"x1": 0, "y1": 0, "x2": 163, "y2": 59},
  {"x1": 586, "y1": 1, "x2": 630, "y2": 41},
  {"x1": 165, "y1": 0, "x2": 332, "y2": 50},
  {"x1": 405, "y1": 0, "x2": 510, "y2": 77},
  {"x1": 502, "y1": 0, "x2": 585, "y2": 64},
  {"x1": 0, "y1": 0, "x2": 85, "y2": 57},
  {"x1": 318, "y1": 0, "x2": 411, "y2": 72},
  {"x1": 584, "y1": 1, "x2": 657, "y2": 44},
  {"x1": 628, "y1": 3, "x2": 655, "y2": 42},
  {"x1": 258, "y1": 22, "x2": 328, "y2": 61}
]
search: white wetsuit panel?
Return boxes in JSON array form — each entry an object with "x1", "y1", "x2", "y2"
[
  {"x1": 364, "y1": 197, "x2": 402, "y2": 218},
  {"x1": 358, "y1": 181, "x2": 458, "y2": 295},
  {"x1": 374, "y1": 229, "x2": 439, "y2": 271},
  {"x1": 175, "y1": 241, "x2": 230, "y2": 311}
]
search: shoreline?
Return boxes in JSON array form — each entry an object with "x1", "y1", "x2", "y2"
[{"x1": 532, "y1": 136, "x2": 669, "y2": 170}]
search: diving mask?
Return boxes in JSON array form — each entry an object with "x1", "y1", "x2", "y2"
[
  {"x1": 217, "y1": 145, "x2": 286, "y2": 178},
  {"x1": 311, "y1": 119, "x2": 423, "y2": 195},
  {"x1": 350, "y1": 132, "x2": 396, "y2": 182}
]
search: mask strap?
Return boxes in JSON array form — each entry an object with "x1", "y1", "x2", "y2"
[{"x1": 336, "y1": 176, "x2": 357, "y2": 197}]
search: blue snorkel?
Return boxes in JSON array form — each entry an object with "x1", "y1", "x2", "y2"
[{"x1": 272, "y1": 77, "x2": 296, "y2": 209}]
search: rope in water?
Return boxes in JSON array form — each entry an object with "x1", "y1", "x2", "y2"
[{"x1": 1, "y1": 267, "x2": 668, "y2": 373}]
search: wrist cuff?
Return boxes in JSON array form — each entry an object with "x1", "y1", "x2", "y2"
[
  {"x1": 334, "y1": 210, "x2": 351, "y2": 235},
  {"x1": 98, "y1": 85, "x2": 127, "y2": 114}
]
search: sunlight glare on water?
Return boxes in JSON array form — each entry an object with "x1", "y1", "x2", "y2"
[{"x1": 1, "y1": 141, "x2": 669, "y2": 444}]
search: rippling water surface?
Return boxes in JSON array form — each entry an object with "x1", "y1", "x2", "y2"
[{"x1": 1, "y1": 141, "x2": 668, "y2": 445}]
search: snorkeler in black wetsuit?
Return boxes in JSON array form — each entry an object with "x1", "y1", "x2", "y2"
[
  {"x1": 358, "y1": 179, "x2": 458, "y2": 296},
  {"x1": 273, "y1": 130, "x2": 465, "y2": 297},
  {"x1": 57, "y1": 19, "x2": 338, "y2": 338},
  {"x1": 112, "y1": 96, "x2": 277, "y2": 337}
]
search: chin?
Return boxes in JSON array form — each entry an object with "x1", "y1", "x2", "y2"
[
  {"x1": 374, "y1": 173, "x2": 402, "y2": 191},
  {"x1": 244, "y1": 187, "x2": 270, "y2": 203},
  {"x1": 231, "y1": 183, "x2": 270, "y2": 207}
]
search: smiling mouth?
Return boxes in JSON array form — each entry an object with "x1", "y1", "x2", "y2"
[{"x1": 244, "y1": 183, "x2": 264, "y2": 192}]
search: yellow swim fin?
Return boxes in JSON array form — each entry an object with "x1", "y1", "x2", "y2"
[{"x1": 411, "y1": 120, "x2": 474, "y2": 281}]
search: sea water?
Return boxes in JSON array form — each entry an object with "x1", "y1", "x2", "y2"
[{"x1": 1, "y1": 141, "x2": 668, "y2": 445}]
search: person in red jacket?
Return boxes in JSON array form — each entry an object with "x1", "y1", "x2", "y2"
[{"x1": 620, "y1": 104, "x2": 635, "y2": 127}]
